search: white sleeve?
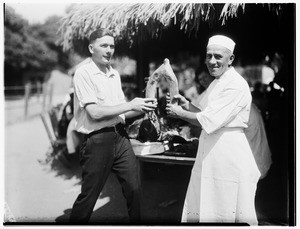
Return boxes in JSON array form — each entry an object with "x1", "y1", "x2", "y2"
[
  {"x1": 196, "y1": 87, "x2": 247, "y2": 134},
  {"x1": 73, "y1": 69, "x2": 98, "y2": 108}
]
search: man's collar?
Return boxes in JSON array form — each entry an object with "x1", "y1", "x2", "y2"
[
  {"x1": 90, "y1": 60, "x2": 115, "y2": 77},
  {"x1": 218, "y1": 66, "x2": 234, "y2": 81}
]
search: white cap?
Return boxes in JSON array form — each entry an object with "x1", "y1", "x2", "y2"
[{"x1": 207, "y1": 35, "x2": 235, "y2": 53}]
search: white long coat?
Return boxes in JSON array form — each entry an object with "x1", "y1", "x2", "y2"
[{"x1": 182, "y1": 67, "x2": 261, "y2": 225}]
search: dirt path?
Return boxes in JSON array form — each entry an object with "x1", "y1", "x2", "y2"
[
  {"x1": 5, "y1": 116, "x2": 81, "y2": 222},
  {"x1": 4, "y1": 114, "x2": 193, "y2": 224}
]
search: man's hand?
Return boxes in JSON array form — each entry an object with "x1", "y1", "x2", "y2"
[
  {"x1": 129, "y1": 98, "x2": 157, "y2": 113},
  {"x1": 166, "y1": 102, "x2": 184, "y2": 118},
  {"x1": 166, "y1": 93, "x2": 190, "y2": 110}
]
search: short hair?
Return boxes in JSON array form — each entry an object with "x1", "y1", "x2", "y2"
[{"x1": 89, "y1": 28, "x2": 114, "y2": 44}]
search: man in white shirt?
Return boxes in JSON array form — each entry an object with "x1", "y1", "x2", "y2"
[
  {"x1": 195, "y1": 69, "x2": 272, "y2": 180},
  {"x1": 166, "y1": 35, "x2": 261, "y2": 225},
  {"x1": 69, "y1": 29, "x2": 157, "y2": 223}
]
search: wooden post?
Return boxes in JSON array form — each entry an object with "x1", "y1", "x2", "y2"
[
  {"x1": 136, "y1": 38, "x2": 149, "y2": 97},
  {"x1": 36, "y1": 81, "x2": 42, "y2": 102},
  {"x1": 24, "y1": 82, "x2": 31, "y2": 118},
  {"x1": 42, "y1": 82, "x2": 48, "y2": 111},
  {"x1": 48, "y1": 83, "x2": 54, "y2": 110}
]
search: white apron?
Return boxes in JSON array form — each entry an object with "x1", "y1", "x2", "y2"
[
  {"x1": 183, "y1": 68, "x2": 261, "y2": 224},
  {"x1": 182, "y1": 128, "x2": 260, "y2": 224}
]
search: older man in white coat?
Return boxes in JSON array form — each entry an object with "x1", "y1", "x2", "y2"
[{"x1": 166, "y1": 35, "x2": 261, "y2": 225}]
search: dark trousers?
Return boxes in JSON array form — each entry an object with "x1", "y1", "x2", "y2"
[{"x1": 69, "y1": 127, "x2": 141, "y2": 223}]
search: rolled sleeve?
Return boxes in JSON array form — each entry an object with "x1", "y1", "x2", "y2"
[
  {"x1": 73, "y1": 70, "x2": 98, "y2": 108},
  {"x1": 79, "y1": 97, "x2": 98, "y2": 108},
  {"x1": 196, "y1": 87, "x2": 246, "y2": 134},
  {"x1": 196, "y1": 112, "x2": 215, "y2": 134}
]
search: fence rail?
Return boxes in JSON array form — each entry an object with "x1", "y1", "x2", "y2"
[{"x1": 5, "y1": 82, "x2": 54, "y2": 120}]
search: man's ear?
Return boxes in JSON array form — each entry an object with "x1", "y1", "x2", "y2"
[
  {"x1": 229, "y1": 54, "x2": 235, "y2": 66},
  {"x1": 88, "y1": 44, "x2": 94, "y2": 54}
]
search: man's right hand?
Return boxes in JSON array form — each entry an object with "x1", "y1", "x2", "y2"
[
  {"x1": 166, "y1": 93, "x2": 190, "y2": 111},
  {"x1": 129, "y1": 98, "x2": 157, "y2": 113}
]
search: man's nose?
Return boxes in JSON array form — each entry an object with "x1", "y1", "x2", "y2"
[
  {"x1": 106, "y1": 47, "x2": 113, "y2": 53},
  {"x1": 209, "y1": 57, "x2": 216, "y2": 64}
]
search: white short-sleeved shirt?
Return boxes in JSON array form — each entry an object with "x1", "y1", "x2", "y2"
[
  {"x1": 196, "y1": 67, "x2": 252, "y2": 134},
  {"x1": 73, "y1": 58, "x2": 126, "y2": 134}
]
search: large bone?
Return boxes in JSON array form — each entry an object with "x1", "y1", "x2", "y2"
[
  {"x1": 138, "y1": 59, "x2": 179, "y2": 142},
  {"x1": 145, "y1": 58, "x2": 179, "y2": 102}
]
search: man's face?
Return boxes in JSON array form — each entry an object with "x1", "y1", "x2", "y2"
[
  {"x1": 89, "y1": 35, "x2": 115, "y2": 66},
  {"x1": 205, "y1": 45, "x2": 234, "y2": 79}
]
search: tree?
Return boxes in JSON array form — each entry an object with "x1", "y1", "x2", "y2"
[
  {"x1": 4, "y1": 5, "x2": 79, "y2": 89},
  {"x1": 29, "y1": 15, "x2": 71, "y2": 70},
  {"x1": 5, "y1": 6, "x2": 58, "y2": 72}
]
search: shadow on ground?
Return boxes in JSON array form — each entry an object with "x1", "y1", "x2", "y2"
[
  {"x1": 38, "y1": 148, "x2": 82, "y2": 183},
  {"x1": 54, "y1": 162, "x2": 192, "y2": 225}
]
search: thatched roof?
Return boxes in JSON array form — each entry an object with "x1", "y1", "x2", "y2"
[
  {"x1": 58, "y1": 3, "x2": 239, "y2": 51},
  {"x1": 58, "y1": 3, "x2": 284, "y2": 52}
]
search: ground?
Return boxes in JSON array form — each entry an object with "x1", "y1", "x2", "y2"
[
  {"x1": 4, "y1": 99, "x2": 191, "y2": 224},
  {"x1": 4, "y1": 91, "x2": 290, "y2": 226}
]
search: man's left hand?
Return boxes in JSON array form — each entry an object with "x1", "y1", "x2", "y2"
[{"x1": 166, "y1": 103, "x2": 184, "y2": 118}]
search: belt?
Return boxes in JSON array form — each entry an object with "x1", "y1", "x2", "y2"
[{"x1": 87, "y1": 123, "x2": 125, "y2": 138}]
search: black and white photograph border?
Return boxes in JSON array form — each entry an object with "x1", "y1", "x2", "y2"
[{"x1": 1, "y1": 0, "x2": 299, "y2": 227}]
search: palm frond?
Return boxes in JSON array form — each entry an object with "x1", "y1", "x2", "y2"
[{"x1": 58, "y1": 3, "x2": 284, "y2": 52}]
